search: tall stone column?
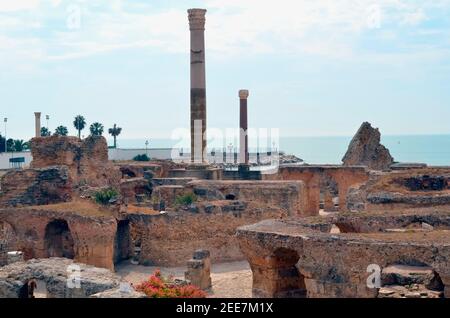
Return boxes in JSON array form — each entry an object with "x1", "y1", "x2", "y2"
[
  {"x1": 188, "y1": 8, "x2": 207, "y2": 163},
  {"x1": 34, "y1": 112, "x2": 41, "y2": 137},
  {"x1": 239, "y1": 90, "x2": 249, "y2": 165}
]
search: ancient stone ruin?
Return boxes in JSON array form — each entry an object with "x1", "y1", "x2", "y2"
[
  {"x1": 0, "y1": 7, "x2": 448, "y2": 300},
  {"x1": 0, "y1": 258, "x2": 144, "y2": 298},
  {"x1": 342, "y1": 122, "x2": 394, "y2": 170},
  {"x1": 185, "y1": 250, "x2": 212, "y2": 290},
  {"x1": 237, "y1": 209, "x2": 450, "y2": 298}
]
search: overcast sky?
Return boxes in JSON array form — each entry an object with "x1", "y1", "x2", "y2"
[{"x1": 1, "y1": 0, "x2": 450, "y2": 141}]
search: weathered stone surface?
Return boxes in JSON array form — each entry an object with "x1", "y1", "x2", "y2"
[
  {"x1": 186, "y1": 180, "x2": 306, "y2": 216},
  {"x1": 342, "y1": 122, "x2": 394, "y2": 170},
  {"x1": 119, "y1": 178, "x2": 152, "y2": 204},
  {"x1": 126, "y1": 200, "x2": 290, "y2": 266},
  {"x1": 30, "y1": 135, "x2": 121, "y2": 188},
  {"x1": 185, "y1": 249, "x2": 212, "y2": 290},
  {"x1": 264, "y1": 165, "x2": 369, "y2": 215},
  {"x1": 0, "y1": 206, "x2": 117, "y2": 270},
  {"x1": 346, "y1": 168, "x2": 450, "y2": 212},
  {"x1": 0, "y1": 166, "x2": 72, "y2": 207},
  {"x1": 90, "y1": 285, "x2": 146, "y2": 298},
  {"x1": 0, "y1": 258, "x2": 121, "y2": 298},
  {"x1": 236, "y1": 210, "x2": 450, "y2": 298}
]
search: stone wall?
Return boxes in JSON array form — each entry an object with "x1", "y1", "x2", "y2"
[
  {"x1": 264, "y1": 165, "x2": 369, "y2": 215},
  {"x1": 0, "y1": 166, "x2": 72, "y2": 207},
  {"x1": 127, "y1": 201, "x2": 291, "y2": 266},
  {"x1": 187, "y1": 180, "x2": 306, "y2": 216},
  {"x1": 0, "y1": 208, "x2": 116, "y2": 270},
  {"x1": 346, "y1": 168, "x2": 450, "y2": 212},
  {"x1": 237, "y1": 210, "x2": 450, "y2": 298},
  {"x1": 30, "y1": 135, "x2": 121, "y2": 188}
]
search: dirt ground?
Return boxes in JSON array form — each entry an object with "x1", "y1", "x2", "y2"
[{"x1": 116, "y1": 260, "x2": 253, "y2": 298}]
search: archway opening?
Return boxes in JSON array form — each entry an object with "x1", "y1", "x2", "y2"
[
  {"x1": 44, "y1": 219, "x2": 75, "y2": 259},
  {"x1": 272, "y1": 248, "x2": 307, "y2": 298},
  {"x1": 114, "y1": 220, "x2": 131, "y2": 264},
  {"x1": 18, "y1": 279, "x2": 46, "y2": 298},
  {"x1": 319, "y1": 176, "x2": 339, "y2": 213}
]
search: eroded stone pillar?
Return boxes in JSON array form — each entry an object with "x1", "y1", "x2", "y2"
[
  {"x1": 34, "y1": 112, "x2": 41, "y2": 137},
  {"x1": 188, "y1": 9, "x2": 207, "y2": 163},
  {"x1": 239, "y1": 90, "x2": 249, "y2": 165},
  {"x1": 185, "y1": 249, "x2": 212, "y2": 290}
]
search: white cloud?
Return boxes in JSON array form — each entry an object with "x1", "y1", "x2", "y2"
[
  {"x1": 1, "y1": 0, "x2": 450, "y2": 65},
  {"x1": 0, "y1": 0, "x2": 40, "y2": 12}
]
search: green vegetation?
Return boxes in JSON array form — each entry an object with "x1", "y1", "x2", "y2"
[
  {"x1": 73, "y1": 115, "x2": 86, "y2": 139},
  {"x1": 40, "y1": 127, "x2": 51, "y2": 137},
  {"x1": 108, "y1": 124, "x2": 122, "y2": 148},
  {"x1": 133, "y1": 154, "x2": 150, "y2": 161},
  {"x1": 90, "y1": 122, "x2": 104, "y2": 136},
  {"x1": 54, "y1": 126, "x2": 69, "y2": 136},
  {"x1": 94, "y1": 188, "x2": 119, "y2": 205},
  {"x1": 175, "y1": 192, "x2": 197, "y2": 207}
]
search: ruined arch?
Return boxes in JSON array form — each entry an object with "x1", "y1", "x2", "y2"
[
  {"x1": 319, "y1": 175, "x2": 339, "y2": 212},
  {"x1": 44, "y1": 219, "x2": 75, "y2": 259},
  {"x1": 271, "y1": 248, "x2": 307, "y2": 298}
]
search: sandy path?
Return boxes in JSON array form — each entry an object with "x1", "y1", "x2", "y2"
[{"x1": 116, "y1": 260, "x2": 252, "y2": 298}]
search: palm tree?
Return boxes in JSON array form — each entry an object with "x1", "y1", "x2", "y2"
[
  {"x1": 90, "y1": 122, "x2": 104, "y2": 136},
  {"x1": 6, "y1": 138, "x2": 14, "y2": 152},
  {"x1": 73, "y1": 115, "x2": 86, "y2": 139},
  {"x1": 13, "y1": 140, "x2": 27, "y2": 152},
  {"x1": 40, "y1": 127, "x2": 51, "y2": 137},
  {"x1": 54, "y1": 126, "x2": 68, "y2": 136},
  {"x1": 108, "y1": 124, "x2": 122, "y2": 148}
]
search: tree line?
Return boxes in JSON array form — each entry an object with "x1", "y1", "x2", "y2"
[{"x1": 0, "y1": 115, "x2": 122, "y2": 153}]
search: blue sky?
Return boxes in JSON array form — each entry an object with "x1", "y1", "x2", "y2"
[{"x1": 1, "y1": 0, "x2": 450, "y2": 142}]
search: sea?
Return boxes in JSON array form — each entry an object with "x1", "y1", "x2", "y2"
[{"x1": 112, "y1": 135, "x2": 450, "y2": 166}]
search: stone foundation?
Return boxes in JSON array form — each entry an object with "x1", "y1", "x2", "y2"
[{"x1": 237, "y1": 210, "x2": 450, "y2": 298}]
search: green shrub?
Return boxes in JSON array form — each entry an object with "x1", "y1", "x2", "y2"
[
  {"x1": 94, "y1": 188, "x2": 119, "y2": 205},
  {"x1": 133, "y1": 154, "x2": 150, "y2": 161},
  {"x1": 175, "y1": 192, "x2": 197, "y2": 207}
]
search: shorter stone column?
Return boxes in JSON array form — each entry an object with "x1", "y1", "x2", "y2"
[
  {"x1": 185, "y1": 249, "x2": 212, "y2": 290},
  {"x1": 239, "y1": 90, "x2": 249, "y2": 165},
  {"x1": 34, "y1": 112, "x2": 41, "y2": 137}
]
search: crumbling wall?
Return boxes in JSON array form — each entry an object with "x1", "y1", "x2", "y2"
[
  {"x1": 127, "y1": 202, "x2": 290, "y2": 266},
  {"x1": 30, "y1": 135, "x2": 121, "y2": 188},
  {"x1": 265, "y1": 165, "x2": 369, "y2": 215},
  {"x1": 0, "y1": 208, "x2": 116, "y2": 270},
  {"x1": 346, "y1": 168, "x2": 450, "y2": 212},
  {"x1": 236, "y1": 211, "x2": 450, "y2": 298},
  {"x1": 0, "y1": 166, "x2": 72, "y2": 207}
]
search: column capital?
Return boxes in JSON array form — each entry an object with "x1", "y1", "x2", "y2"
[
  {"x1": 188, "y1": 8, "x2": 207, "y2": 30},
  {"x1": 34, "y1": 112, "x2": 41, "y2": 117},
  {"x1": 239, "y1": 90, "x2": 249, "y2": 99}
]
